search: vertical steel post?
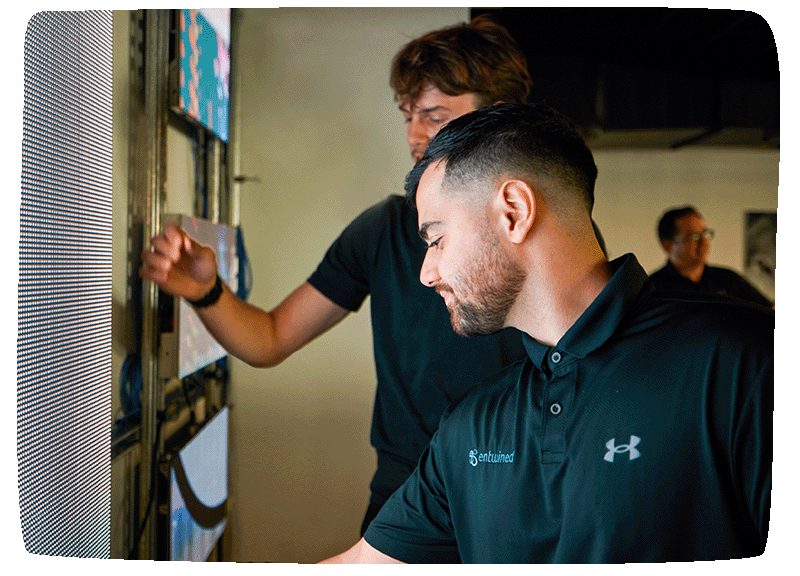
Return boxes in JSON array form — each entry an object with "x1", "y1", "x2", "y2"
[
  {"x1": 228, "y1": 8, "x2": 242, "y2": 229},
  {"x1": 208, "y1": 138, "x2": 221, "y2": 223},
  {"x1": 139, "y1": 8, "x2": 169, "y2": 560}
]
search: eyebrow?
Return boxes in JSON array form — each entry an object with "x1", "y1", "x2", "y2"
[
  {"x1": 399, "y1": 104, "x2": 450, "y2": 115},
  {"x1": 418, "y1": 220, "x2": 442, "y2": 241}
]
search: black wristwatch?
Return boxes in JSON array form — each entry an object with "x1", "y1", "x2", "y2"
[{"x1": 187, "y1": 274, "x2": 224, "y2": 308}]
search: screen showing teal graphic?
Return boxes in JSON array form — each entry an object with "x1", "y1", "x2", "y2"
[{"x1": 178, "y1": 8, "x2": 230, "y2": 141}]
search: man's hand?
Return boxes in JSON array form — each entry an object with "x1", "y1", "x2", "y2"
[
  {"x1": 140, "y1": 222, "x2": 219, "y2": 302},
  {"x1": 139, "y1": 222, "x2": 350, "y2": 368}
]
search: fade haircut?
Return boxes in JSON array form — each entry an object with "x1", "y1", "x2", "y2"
[
  {"x1": 657, "y1": 206, "x2": 702, "y2": 242},
  {"x1": 390, "y1": 14, "x2": 532, "y2": 108},
  {"x1": 405, "y1": 102, "x2": 598, "y2": 215}
]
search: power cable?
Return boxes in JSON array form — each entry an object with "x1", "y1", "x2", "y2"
[{"x1": 127, "y1": 410, "x2": 165, "y2": 560}]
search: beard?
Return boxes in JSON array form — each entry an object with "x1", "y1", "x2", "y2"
[{"x1": 437, "y1": 228, "x2": 526, "y2": 337}]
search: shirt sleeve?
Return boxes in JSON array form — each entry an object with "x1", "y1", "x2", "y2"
[
  {"x1": 306, "y1": 200, "x2": 386, "y2": 311},
  {"x1": 363, "y1": 430, "x2": 460, "y2": 563},
  {"x1": 733, "y1": 352, "x2": 773, "y2": 549}
]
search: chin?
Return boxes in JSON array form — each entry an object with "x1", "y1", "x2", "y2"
[{"x1": 450, "y1": 311, "x2": 503, "y2": 338}]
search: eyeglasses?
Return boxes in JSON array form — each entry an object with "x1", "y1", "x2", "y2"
[{"x1": 674, "y1": 229, "x2": 714, "y2": 243}]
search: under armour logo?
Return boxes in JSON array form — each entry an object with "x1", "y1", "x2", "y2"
[{"x1": 604, "y1": 436, "x2": 641, "y2": 462}]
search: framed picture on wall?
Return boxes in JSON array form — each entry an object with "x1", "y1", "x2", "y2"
[{"x1": 744, "y1": 211, "x2": 776, "y2": 303}]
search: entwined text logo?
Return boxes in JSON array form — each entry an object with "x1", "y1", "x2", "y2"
[{"x1": 469, "y1": 448, "x2": 515, "y2": 467}]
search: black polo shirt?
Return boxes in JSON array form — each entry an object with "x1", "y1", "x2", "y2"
[
  {"x1": 307, "y1": 195, "x2": 525, "y2": 509},
  {"x1": 649, "y1": 260, "x2": 773, "y2": 308},
  {"x1": 364, "y1": 254, "x2": 773, "y2": 563}
]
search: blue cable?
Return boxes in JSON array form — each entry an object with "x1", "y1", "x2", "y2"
[
  {"x1": 120, "y1": 353, "x2": 143, "y2": 416},
  {"x1": 236, "y1": 224, "x2": 252, "y2": 301}
]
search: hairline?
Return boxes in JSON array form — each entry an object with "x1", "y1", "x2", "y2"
[{"x1": 659, "y1": 206, "x2": 703, "y2": 241}]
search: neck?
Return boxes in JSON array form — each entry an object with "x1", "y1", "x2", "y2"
[
  {"x1": 673, "y1": 260, "x2": 704, "y2": 283},
  {"x1": 507, "y1": 224, "x2": 612, "y2": 346}
]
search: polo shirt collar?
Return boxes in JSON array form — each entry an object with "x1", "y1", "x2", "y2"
[
  {"x1": 663, "y1": 259, "x2": 690, "y2": 279},
  {"x1": 663, "y1": 259, "x2": 706, "y2": 284},
  {"x1": 522, "y1": 253, "x2": 650, "y2": 370}
]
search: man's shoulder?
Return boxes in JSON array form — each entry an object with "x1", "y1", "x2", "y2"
[
  {"x1": 439, "y1": 358, "x2": 528, "y2": 428},
  {"x1": 704, "y1": 263, "x2": 748, "y2": 281},
  {"x1": 643, "y1": 289, "x2": 774, "y2": 341},
  {"x1": 358, "y1": 194, "x2": 412, "y2": 218},
  {"x1": 647, "y1": 262, "x2": 670, "y2": 278},
  {"x1": 344, "y1": 195, "x2": 415, "y2": 236},
  {"x1": 646, "y1": 262, "x2": 675, "y2": 288}
]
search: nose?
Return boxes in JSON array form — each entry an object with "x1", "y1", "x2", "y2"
[
  {"x1": 419, "y1": 248, "x2": 440, "y2": 288},
  {"x1": 407, "y1": 119, "x2": 429, "y2": 158}
]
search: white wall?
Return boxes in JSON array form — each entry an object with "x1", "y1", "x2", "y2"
[{"x1": 592, "y1": 148, "x2": 778, "y2": 285}]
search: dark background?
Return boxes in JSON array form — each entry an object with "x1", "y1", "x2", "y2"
[{"x1": 472, "y1": 7, "x2": 779, "y2": 148}]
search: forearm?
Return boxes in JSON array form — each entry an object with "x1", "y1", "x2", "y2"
[
  {"x1": 141, "y1": 225, "x2": 351, "y2": 368},
  {"x1": 191, "y1": 283, "x2": 282, "y2": 367},
  {"x1": 191, "y1": 281, "x2": 349, "y2": 368}
]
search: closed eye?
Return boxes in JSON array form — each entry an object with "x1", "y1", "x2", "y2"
[{"x1": 421, "y1": 113, "x2": 447, "y2": 126}]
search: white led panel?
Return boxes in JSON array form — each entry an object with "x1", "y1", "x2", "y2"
[{"x1": 18, "y1": 10, "x2": 112, "y2": 558}]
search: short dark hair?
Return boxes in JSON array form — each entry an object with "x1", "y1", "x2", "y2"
[
  {"x1": 657, "y1": 206, "x2": 702, "y2": 242},
  {"x1": 405, "y1": 102, "x2": 598, "y2": 214},
  {"x1": 389, "y1": 14, "x2": 532, "y2": 108}
]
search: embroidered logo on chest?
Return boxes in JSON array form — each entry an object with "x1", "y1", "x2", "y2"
[
  {"x1": 469, "y1": 448, "x2": 515, "y2": 467},
  {"x1": 604, "y1": 435, "x2": 641, "y2": 462}
]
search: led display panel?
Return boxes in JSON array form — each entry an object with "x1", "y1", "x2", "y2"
[{"x1": 176, "y1": 8, "x2": 230, "y2": 141}]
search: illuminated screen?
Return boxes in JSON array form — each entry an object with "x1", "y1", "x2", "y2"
[
  {"x1": 177, "y1": 8, "x2": 230, "y2": 141},
  {"x1": 158, "y1": 214, "x2": 237, "y2": 380},
  {"x1": 170, "y1": 407, "x2": 228, "y2": 561},
  {"x1": 19, "y1": 10, "x2": 112, "y2": 557},
  {"x1": 175, "y1": 219, "x2": 236, "y2": 378}
]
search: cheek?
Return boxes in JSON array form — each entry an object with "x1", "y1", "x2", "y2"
[
  {"x1": 427, "y1": 123, "x2": 446, "y2": 142},
  {"x1": 451, "y1": 251, "x2": 489, "y2": 293},
  {"x1": 439, "y1": 254, "x2": 468, "y2": 291}
]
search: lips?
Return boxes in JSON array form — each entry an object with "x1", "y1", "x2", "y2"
[{"x1": 437, "y1": 287, "x2": 455, "y2": 308}]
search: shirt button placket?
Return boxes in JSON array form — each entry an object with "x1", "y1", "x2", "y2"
[
  {"x1": 549, "y1": 352, "x2": 564, "y2": 418},
  {"x1": 541, "y1": 349, "x2": 570, "y2": 463}
]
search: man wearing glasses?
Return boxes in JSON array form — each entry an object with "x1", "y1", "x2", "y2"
[{"x1": 649, "y1": 205, "x2": 773, "y2": 307}]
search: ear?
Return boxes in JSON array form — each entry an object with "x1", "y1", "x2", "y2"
[
  {"x1": 492, "y1": 179, "x2": 536, "y2": 244},
  {"x1": 661, "y1": 239, "x2": 672, "y2": 254}
]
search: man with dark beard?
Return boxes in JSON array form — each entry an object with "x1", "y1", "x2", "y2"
[
  {"x1": 321, "y1": 103, "x2": 773, "y2": 563},
  {"x1": 424, "y1": 216, "x2": 527, "y2": 337}
]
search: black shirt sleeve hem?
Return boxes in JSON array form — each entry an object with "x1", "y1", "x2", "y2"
[
  {"x1": 306, "y1": 272, "x2": 366, "y2": 312},
  {"x1": 363, "y1": 530, "x2": 460, "y2": 564}
]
